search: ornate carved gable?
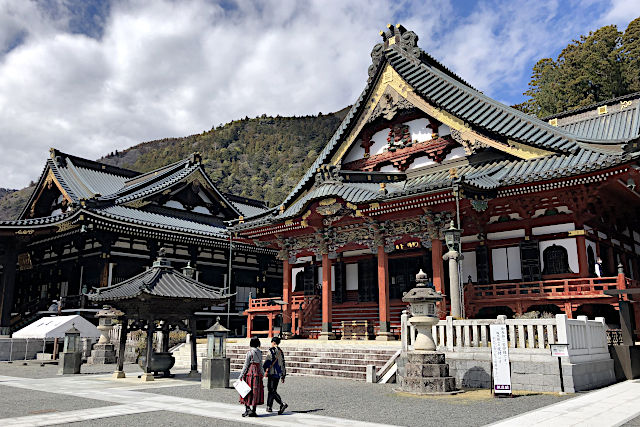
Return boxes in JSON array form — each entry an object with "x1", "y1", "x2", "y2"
[
  {"x1": 26, "y1": 169, "x2": 73, "y2": 219},
  {"x1": 125, "y1": 169, "x2": 238, "y2": 220}
]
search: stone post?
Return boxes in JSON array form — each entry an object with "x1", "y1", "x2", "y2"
[
  {"x1": 113, "y1": 317, "x2": 128, "y2": 379},
  {"x1": 443, "y1": 250, "x2": 461, "y2": 318}
]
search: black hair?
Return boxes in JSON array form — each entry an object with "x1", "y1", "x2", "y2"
[
  {"x1": 249, "y1": 337, "x2": 261, "y2": 348},
  {"x1": 271, "y1": 337, "x2": 281, "y2": 345}
]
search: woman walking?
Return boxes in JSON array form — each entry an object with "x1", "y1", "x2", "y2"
[{"x1": 239, "y1": 337, "x2": 264, "y2": 417}]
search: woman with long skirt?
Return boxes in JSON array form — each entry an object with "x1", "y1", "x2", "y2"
[{"x1": 239, "y1": 337, "x2": 264, "y2": 417}]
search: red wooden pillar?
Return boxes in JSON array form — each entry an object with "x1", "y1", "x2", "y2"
[
  {"x1": 432, "y1": 239, "x2": 444, "y2": 293},
  {"x1": 377, "y1": 245, "x2": 392, "y2": 340},
  {"x1": 319, "y1": 254, "x2": 334, "y2": 339},
  {"x1": 564, "y1": 302, "x2": 574, "y2": 319},
  {"x1": 246, "y1": 313, "x2": 252, "y2": 338},
  {"x1": 282, "y1": 259, "x2": 293, "y2": 337},
  {"x1": 576, "y1": 234, "x2": 589, "y2": 278},
  {"x1": 432, "y1": 239, "x2": 445, "y2": 315},
  {"x1": 268, "y1": 313, "x2": 274, "y2": 338}
]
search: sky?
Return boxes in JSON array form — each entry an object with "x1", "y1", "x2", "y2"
[{"x1": 0, "y1": 0, "x2": 639, "y2": 189}]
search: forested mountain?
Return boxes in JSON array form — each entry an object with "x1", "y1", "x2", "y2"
[
  {"x1": 515, "y1": 17, "x2": 640, "y2": 117},
  {"x1": 100, "y1": 109, "x2": 348, "y2": 206}
]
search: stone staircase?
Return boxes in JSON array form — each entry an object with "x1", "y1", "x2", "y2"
[
  {"x1": 303, "y1": 301, "x2": 406, "y2": 338},
  {"x1": 172, "y1": 342, "x2": 399, "y2": 381}
]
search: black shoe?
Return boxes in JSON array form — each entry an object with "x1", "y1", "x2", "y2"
[
  {"x1": 278, "y1": 403, "x2": 288, "y2": 415},
  {"x1": 248, "y1": 411, "x2": 258, "y2": 417},
  {"x1": 266, "y1": 407, "x2": 273, "y2": 413},
  {"x1": 242, "y1": 408, "x2": 251, "y2": 417}
]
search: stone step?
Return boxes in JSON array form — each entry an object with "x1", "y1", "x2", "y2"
[
  {"x1": 230, "y1": 365, "x2": 367, "y2": 380},
  {"x1": 229, "y1": 355, "x2": 390, "y2": 367},
  {"x1": 226, "y1": 349, "x2": 397, "y2": 358}
]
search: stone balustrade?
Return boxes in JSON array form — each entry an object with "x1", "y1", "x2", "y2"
[{"x1": 399, "y1": 311, "x2": 615, "y2": 392}]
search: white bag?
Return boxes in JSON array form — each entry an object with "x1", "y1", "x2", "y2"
[{"x1": 234, "y1": 379, "x2": 251, "y2": 398}]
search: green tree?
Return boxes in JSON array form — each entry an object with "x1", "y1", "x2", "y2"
[{"x1": 518, "y1": 18, "x2": 639, "y2": 117}]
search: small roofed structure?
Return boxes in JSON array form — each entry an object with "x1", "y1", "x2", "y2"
[{"x1": 87, "y1": 248, "x2": 230, "y2": 380}]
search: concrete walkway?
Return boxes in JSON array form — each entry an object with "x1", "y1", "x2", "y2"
[
  {"x1": 0, "y1": 373, "x2": 396, "y2": 426},
  {"x1": 489, "y1": 380, "x2": 640, "y2": 427}
]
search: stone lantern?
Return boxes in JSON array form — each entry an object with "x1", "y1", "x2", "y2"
[
  {"x1": 402, "y1": 269, "x2": 442, "y2": 350},
  {"x1": 58, "y1": 325, "x2": 82, "y2": 375},
  {"x1": 442, "y1": 220, "x2": 463, "y2": 318},
  {"x1": 397, "y1": 270, "x2": 457, "y2": 394},
  {"x1": 88, "y1": 305, "x2": 121, "y2": 364},
  {"x1": 201, "y1": 317, "x2": 231, "y2": 389},
  {"x1": 182, "y1": 261, "x2": 196, "y2": 279}
]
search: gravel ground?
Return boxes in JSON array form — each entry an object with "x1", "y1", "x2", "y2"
[
  {"x1": 139, "y1": 373, "x2": 574, "y2": 427},
  {"x1": 0, "y1": 384, "x2": 114, "y2": 419},
  {"x1": 0, "y1": 361, "x2": 142, "y2": 379}
]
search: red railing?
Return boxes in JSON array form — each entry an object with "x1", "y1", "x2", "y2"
[
  {"x1": 466, "y1": 275, "x2": 635, "y2": 302},
  {"x1": 245, "y1": 293, "x2": 320, "y2": 337}
]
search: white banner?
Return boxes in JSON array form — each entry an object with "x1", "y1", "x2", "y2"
[{"x1": 490, "y1": 324, "x2": 512, "y2": 394}]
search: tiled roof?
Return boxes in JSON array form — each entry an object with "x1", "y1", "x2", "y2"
[
  {"x1": 277, "y1": 33, "x2": 636, "y2": 213},
  {"x1": 558, "y1": 104, "x2": 640, "y2": 140},
  {"x1": 88, "y1": 261, "x2": 226, "y2": 302},
  {"x1": 94, "y1": 205, "x2": 227, "y2": 237}
]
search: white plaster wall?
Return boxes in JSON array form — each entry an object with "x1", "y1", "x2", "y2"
[
  {"x1": 461, "y1": 235, "x2": 480, "y2": 243},
  {"x1": 370, "y1": 129, "x2": 389, "y2": 155},
  {"x1": 439, "y1": 124, "x2": 451, "y2": 136},
  {"x1": 443, "y1": 146, "x2": 466, "y2": 161},
  {"x1": 540, "y1": 238, "x2": 579, "y2": 274},
  {"x1": 634, "y1": 231, "x2": 640, "y2": 243},
  {"x1": 532, "y1": 223, "x2": 575, "y2": 236},
  {"x1": 406, "y1": 118, "x2": 432, "y2": 143},
  {"x1": 346, "y1": 263, "x2": 359, "y2": 290},
  {"x1": 487, "y1": 229, "x2": 525, "y2": 240},
  {"x1": 462, "y1": 251, "x2": 477, "y2": 282},
  {"x1": 379, "y1": 165, "x2": 399, "y2": 173},
  {"x1": 291, "y1": 267, "x2": 304, "y2": 292},
  {"x1": 406, "y1": 155, "x2": 436, "y2": 170},
  {"x1": 597, "y1": 231, "x2": 608, "y2": 240},
  {"x1": 343, "y1": 140, "x2": 365, "y2": 163}
]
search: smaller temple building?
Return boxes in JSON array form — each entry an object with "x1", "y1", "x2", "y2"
[{"x1": 0, "y1": 149, "x2": 280, "y2": 335}]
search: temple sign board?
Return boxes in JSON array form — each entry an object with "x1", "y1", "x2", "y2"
[{"x1": 490, "y1": 324, "x2": 512, "y2": 394}]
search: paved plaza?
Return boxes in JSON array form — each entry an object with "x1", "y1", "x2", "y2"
[{"x1": 0, "y1": 362, "x2": 638, "y2": 426}]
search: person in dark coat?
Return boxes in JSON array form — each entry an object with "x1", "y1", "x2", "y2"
[
  {"x1": 263, "y1": 336, "x2": 288, "y2": 414},
  {"x1": 239, "y1": 337, "x2": 264, "y2": 417}
]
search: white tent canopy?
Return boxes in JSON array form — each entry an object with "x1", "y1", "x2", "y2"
[{"x1": 12, "y1": 315, "x2": 100, "y2": 339}]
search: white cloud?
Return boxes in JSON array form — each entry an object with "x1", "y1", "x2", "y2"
[
  {"x1": 600, "y1": 0, "x2": 640, "y2": 28},
  {"x1": 0, "y1": 0, "x2": 635, "y2": 189}
]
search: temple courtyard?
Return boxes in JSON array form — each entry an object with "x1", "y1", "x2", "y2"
[{"x1": 0, "y1": 362, "x2": 637, "y2": 426}]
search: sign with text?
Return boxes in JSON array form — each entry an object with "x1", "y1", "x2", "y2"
[
  {"x1": 490, "y1": 324, "x2": 512, "y2": 394},
  {"x1": 550, "y1": 343, "x2": 570, "y2": 357},
  {"x1": 394, "y1": 241, "x2": 420, "y2": 251}
]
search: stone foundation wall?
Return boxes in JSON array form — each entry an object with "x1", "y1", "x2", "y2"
[{"x1": 443, "y1": 351, "x2": 614, "y2": 393}]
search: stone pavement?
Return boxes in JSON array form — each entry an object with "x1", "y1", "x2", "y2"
[
  {"x1": 489, "y1": 380, "x2": 640, "y2": 427},
  {"x1": 0, "y1": 362, "x2": 578, "y2": 426},
  {"x1": 0, "y1": 373, "x2": 391, "y2": 426}
]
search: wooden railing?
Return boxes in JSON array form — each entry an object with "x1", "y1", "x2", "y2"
[
  {"x1": 466, "y1": 275, "x2": 635, "y2": 301},
  {"x1": 245, "y1": 293, "x2": 320, "y2": 337}
]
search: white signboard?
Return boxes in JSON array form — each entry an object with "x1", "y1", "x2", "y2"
[
  {"x1": 550, "y1": 344, "x2": 570, "y2": 357},
  {"x1": 490, "y1": 324, "x2": 512, "y2": 394}
]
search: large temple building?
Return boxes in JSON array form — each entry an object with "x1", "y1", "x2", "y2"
[
  {"x1": 236, "y1": 24, "x2": 640, "y2": 340},
  {"x1": 1, "y1": 24, "x2": 639, "y2": 342},
  {"x1": 0, "y1": 150, "x2": 279, "y2": 335}
]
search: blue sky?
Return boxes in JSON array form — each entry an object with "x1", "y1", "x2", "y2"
[{"x1": 0, "y1": 0, "x2": 639, "y2": 189}]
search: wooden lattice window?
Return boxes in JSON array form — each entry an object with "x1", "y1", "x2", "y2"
[{"x1": 542, "y1": 244, "x2": 572, "y2": 275}]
